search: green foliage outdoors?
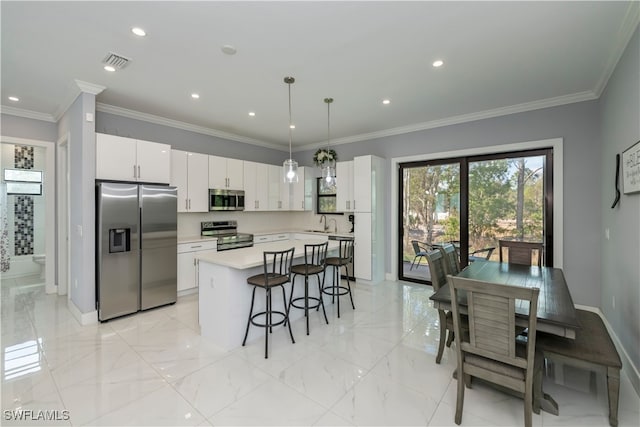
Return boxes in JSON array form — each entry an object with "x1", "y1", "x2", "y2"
[{"x1": 402, "y1": 156, "x2": 544, "y2": 262}]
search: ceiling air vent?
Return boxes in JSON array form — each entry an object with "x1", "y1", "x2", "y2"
[{"x1": 101, "y1": 52, "x2": 131, "y2": 69}]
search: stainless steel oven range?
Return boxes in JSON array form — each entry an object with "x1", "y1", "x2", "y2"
[{"x1": 201, "y1": 220, "x2": 253, "y2": 251}]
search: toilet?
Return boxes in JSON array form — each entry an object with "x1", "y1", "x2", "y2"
[{"x1": 32, "y1": 254, "x2": 45, "y2": 279}]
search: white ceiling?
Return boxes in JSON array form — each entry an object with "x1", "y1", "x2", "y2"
[{"x1": 1, "y1": 1, "x2": 638, "y2": 151}]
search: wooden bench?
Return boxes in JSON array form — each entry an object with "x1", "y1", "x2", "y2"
[{"x1": 535, "y1": 309, "x2": 622, "y2": 426}]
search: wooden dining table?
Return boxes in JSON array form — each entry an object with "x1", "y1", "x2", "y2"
[{"x1": 429, "y1": 260, "x2": 580, "y2": 415}]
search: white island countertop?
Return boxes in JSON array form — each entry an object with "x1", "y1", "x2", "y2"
[{"x1": 196, "y1": 238, "x2": 340, "y2": 270}]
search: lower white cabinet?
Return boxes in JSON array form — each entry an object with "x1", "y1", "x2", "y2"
[
  {"x1": 177, "y1": 241, "x2": 217, "y2": 292},
  {"x1": 254, "y1": 233, "x2": 290, "y2": 244}
]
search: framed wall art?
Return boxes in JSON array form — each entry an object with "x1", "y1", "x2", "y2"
[{"x1": 622, "y1": 140, "x2": 640, "y2": 194}]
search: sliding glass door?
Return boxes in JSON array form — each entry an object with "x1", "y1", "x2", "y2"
[
  {"x1": 399, "y1": 148, "x2": 553, "y2": 285},
  {"x1": 400, "y1": 161, "x2": 461, "y2": 282}
]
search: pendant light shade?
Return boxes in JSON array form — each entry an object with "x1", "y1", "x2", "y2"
[
  {"x1": 322, "y1": 97, "x2": 336, "y2": 187},
  {"x1": 283, "y1": 76, "x2": 298, "y2": 183}
]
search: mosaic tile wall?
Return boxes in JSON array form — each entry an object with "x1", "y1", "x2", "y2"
[{"x1": 14, "y1": 146, "x2": 34, "y2": 256}]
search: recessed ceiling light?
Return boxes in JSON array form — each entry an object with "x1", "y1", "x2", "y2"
[
  {"x1": 8, "y1": 96, "x2": 19, "y2": 102},
  {"x1": 104, "y1": 65, "x2": 116, "y2": 72},
  {"x1": 131, "y1": 27, "x2": 146, "y2": 37},
  {"x1": 248, "y1": 112, "x2": 256, "y2": 117},
  {"x1": 191, "y1": 93, "x2": 200, "y2": 99},
  {"x1": 382, "y1": 99, "x2": 391, "y2": 105},
  {"x1": 432, "y1": 59, "x2": 444, "y2": 68},
  {"x1": 221, "y1": 45, "x2": 237, "y2": 55},
  {"x1": 289, "y1": 124, "x2": 295, "y2": 129}
]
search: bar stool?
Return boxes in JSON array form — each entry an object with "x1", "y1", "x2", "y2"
[
  {"x1": 322, "y1": 237, "x2": 354, "y2": 318},
  {"x1": 287, "y1": 242, "x2": 329, "y2": 335},
  {"x1": 243, "y1": 247, "x2": 295, "y2": 359}
]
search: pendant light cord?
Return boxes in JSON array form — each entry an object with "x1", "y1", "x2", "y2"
[{"x1": 288, "y1": 79, "x2": 293, "y2": 159}]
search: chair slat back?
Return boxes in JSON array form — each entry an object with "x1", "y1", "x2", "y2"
[
  {"x1": 301, "y1": 242, "x2": 328, "y2": 273},
  {"x1": 338, "y1": 238, "x2": 354, "y2": 262},
  {"x1": 263, "y1": 247, "x2": 295, "y2": 283},
  {"x1": 498, "y1": 240, "x2": 543, "y2": 267},
  {"x1": 439, "y1": 243, "x2": 461, "y2": 275},
  {"x1": 448, "y1": 275, "x2": 539, "y2": 369},
  {"x1": 425, "y1": 249, "x2": 447, "y2": 291}
]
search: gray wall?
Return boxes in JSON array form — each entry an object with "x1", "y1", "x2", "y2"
[
  {"x1": 58, "y1": 92, "x2": 97, "y2": 313},
  {"x1": 96, "y1": 112, "x2": 288, "y2": 165},
  {"x1": 299, "y1": 100, "x2": 603, "y2": 309},
  {"x1": 1, "y1": 114, "x2": 57, "y2": 142},
  {"x1": 599, "y1": 26, "x2": 640, "y2": 376}
]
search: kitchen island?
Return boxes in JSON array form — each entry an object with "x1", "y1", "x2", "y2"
[{"x1": 196, "y1": 238, "x2": 340, "y2": 351}]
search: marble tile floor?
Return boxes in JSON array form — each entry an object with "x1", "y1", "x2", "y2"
[{"x1": 1, "y1": 278, "x2": 638, "y2": 426}]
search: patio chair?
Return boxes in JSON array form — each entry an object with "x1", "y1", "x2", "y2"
[{"x1": 410, "y1": 240, "x2": 431, "y2": 270}]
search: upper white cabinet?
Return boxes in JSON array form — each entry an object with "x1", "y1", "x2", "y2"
[
  {"x1": 353, "y1": 156, "x2": 372, "y2": 212},
  {"x1": 268, "y1": 165, "x2": 289, "y2": 210},
  {"x1": 209, "y1": 155, "x2": 243, "y2": 190},
  {"x1": 243, "y1": 161, "x2": 269, "y2": 211},
  {"x1": 290, "y1": 166, "x2": 312, "y2": 211},
  {"x1": 336, "y1": 160, "x2": 354, "y2": 212},
  {"x1": 171, "y1": 150, "x2": 209, "y2": 213},
  {"x1": 96, "y1": 133, "x2": 171, "y2": 184}
]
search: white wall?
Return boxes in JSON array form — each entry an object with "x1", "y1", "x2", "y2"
[{"x1": 57, "y1": 92, "x2": 97, "y2": 315}]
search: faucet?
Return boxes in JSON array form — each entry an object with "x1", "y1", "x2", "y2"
[
  {"x1": 319, "y1": 214, "x2": 327, "y2": 231},
  {"x1": 328, "y1": 218, "x2": 337, "y2": 233}
]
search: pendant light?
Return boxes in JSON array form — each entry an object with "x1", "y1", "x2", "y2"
[
  {"x1": 283, "y1": 76, "x2": 298, "y2": 183},
  {"x1": 322, "y1": 97, "x2": 336, "y2": 187}
]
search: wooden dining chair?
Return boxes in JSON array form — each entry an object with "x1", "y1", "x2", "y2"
[
  {"x1": 425, "y1": 249, "x2": 456, "y2": 364},
  {"x1": 499, "y1": 240, "x2": 543, "y2": 267},
  {"x1": 448, "y1": 275, "x2": 541, "y2": 427},
  {"x1": 439, "y1": 242, "x2": 461, "y2": 275}
]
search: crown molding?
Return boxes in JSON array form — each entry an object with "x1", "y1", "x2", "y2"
[
  {"x1": 96, "y1": 103, "x2": 287, "y2": 151},
  {"x1": 0, "y1": 105, "x2": 56, "y2": 122},
  {"x1": 594, "y1": 2, "x2": 640, "y2": 96},
  {"x1": 75, "y1": 80, "x2": 106, "y2": 95},
  {"x1": 294, "y1": 90, "x2": 598, "y2": 152}
]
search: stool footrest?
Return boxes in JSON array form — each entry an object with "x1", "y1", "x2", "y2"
[
  {"x1": 290, "y1": 296, "x2": 323, "y2": 311},
  {"x1": 322, "y1": 285, "x2": 352, "y2": 297},
  {"x1": 249, "y1": 310, "x2": 288, "y2": 329}
]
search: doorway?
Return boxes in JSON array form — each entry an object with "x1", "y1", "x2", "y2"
[
  {"x1": 398, "y1": 148, "x2": 553, "y2": 285},
  {"x1": 1, "y1": 138, "x2": 55, "y2": 294}
]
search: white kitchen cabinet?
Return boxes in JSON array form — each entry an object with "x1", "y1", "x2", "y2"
[
  {"x1": 177, "y1": 241, "x2": 217, "y2": 292},
  {"x1": 268, "y1": 165, "x2": 289, "y2": 211},
  {"x1": 254, "y1": 233, "x2": 290, "y2": 245},
  {"x1": 354, "y1": 212, "x2": 372, "y2": 280},
  {"x1": 353, "y1": 156, "x2": 372, "y2": 213},
  {"x1": 336, "y1": 160, "x2": 354, "y2": 212},
  {"x1": 243, "y1": 161, "x2": 269, "y2": 211},
  {"x1": 352, "y1": 155, "x2": 385, "y2": 283},
  {"x1": 209, "y1": 155, "x2": 243, "y2": 190},
  {"x1": 96, "y1": 133, "x2": 171, "y2": 184},
  {"x1": 171, "y1": 150, "x2": 209, "y2": 212},
  {"x1": 290, "y1": 167, "x2": 312, "y2": 211}
]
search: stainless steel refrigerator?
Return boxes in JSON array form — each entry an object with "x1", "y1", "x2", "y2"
[{"x1": 96, "y1": 182, "x2": 177, "y2": 321}]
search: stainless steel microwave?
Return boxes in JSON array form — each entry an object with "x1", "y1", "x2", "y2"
[{"x1": 209, "y1": 189, "x2": 245, "y2": 211}]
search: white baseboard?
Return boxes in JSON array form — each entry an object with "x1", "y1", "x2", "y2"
[
  {"x1": 178, "y1": 288, "x2": 198, "y2": 298},
  {"x1": 67, "y1": 299, "x2": 98, "y2": 325},
  {"x1": 575, "y1": 304, "x2": 640, "y2": 397}
]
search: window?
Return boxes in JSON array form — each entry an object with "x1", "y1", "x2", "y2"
[
  {"x1": 316, "y1": 178, "x2": 341, "y2": 214},
  {"x1": 3, "y1": 169, "x2": 43, "y2": 195}
]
